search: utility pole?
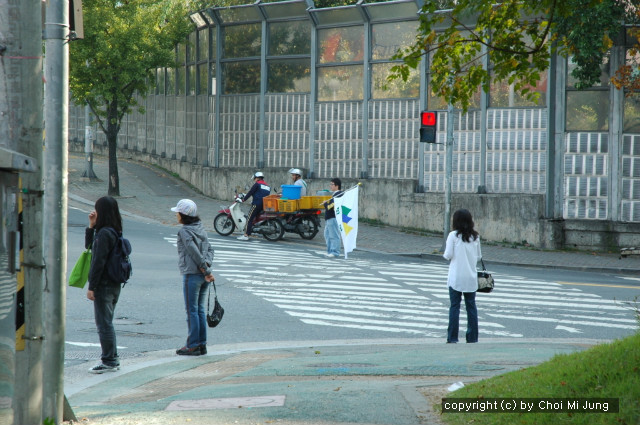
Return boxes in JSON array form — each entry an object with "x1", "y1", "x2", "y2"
[
  {"x1": 82, "y1": 102, "x2": 98, "y2": 179},
  {"x1": 43, "y1": 0, "x2": 69, "y2": 422},
  {"x1": 13, "y1": 0, "x2": 46, "y2": 424}
]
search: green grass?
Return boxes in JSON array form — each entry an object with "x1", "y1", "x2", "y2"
[{"x1": 441, "y1": 333, "x2": 640, "y2": 425}]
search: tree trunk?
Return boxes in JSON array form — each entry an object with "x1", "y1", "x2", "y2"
[{"x1": 106, "y1": 103, "x2": 120, "y2": 196}]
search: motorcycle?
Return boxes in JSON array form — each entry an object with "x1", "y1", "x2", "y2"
[
  {"x1": 213, "y1": 193, "x2": 284, "y2": 242},
  {"x1": 278, "y1": 209, "x2": 321, "y2": 240}
]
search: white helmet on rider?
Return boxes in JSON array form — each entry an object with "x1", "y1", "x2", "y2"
[
  {"x1": 253, "y1": 171, "x2": 264, "y2": 179},
  {"x1": 289, "y1": 168, "x2": 302, "y2": 176}
]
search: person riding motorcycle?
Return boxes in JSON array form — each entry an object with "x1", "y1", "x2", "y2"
[
  {"x1": 237, "y1": 172, "x2": 271, "y2": 241},
  {"x1": 288, "y1": 168, "x2": 307, "y2": 197}
]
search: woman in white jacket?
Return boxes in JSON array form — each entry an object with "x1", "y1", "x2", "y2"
[{"x1": 443, "y1": 209, "x2": 482, "y2": 343}]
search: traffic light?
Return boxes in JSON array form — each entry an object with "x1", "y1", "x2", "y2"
[{"x1": 419, "y1": 111, "x2": 437, "y2": 143}]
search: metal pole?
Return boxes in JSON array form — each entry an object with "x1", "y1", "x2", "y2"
[
  {"x1": 43, "y1": 0, "x2": 69, "y2": 421},
  {"x1": 82, "y1": 102, "x2": 97, "y2": 179},
  {"x1": 13, "y1": 0, "x2": 46, "y2": 423},
  {"x1": 442, "y1": 77, "x2": 455, "y2": 251}
]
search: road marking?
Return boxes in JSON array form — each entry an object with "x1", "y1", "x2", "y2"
[
  {"x1": 555, "y1": 325, "x2": 582, "y2": 333},
  {"x1": 66, "y1": 341, "x2": 127, "y2": 349},
  {"x1": 165, "y1": 237, "x2": 639, "y2": 338},
  {"x1": 556, "y1": 281, "x2": 640, "y2": 289}
]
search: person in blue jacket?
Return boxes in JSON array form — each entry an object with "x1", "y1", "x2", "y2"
[{"x1": 237, "y1": 171, "x2": 271, "y2": 241}]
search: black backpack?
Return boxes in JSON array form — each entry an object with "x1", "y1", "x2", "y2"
[{"x1": 104, "y1": 227, "x2": 133, "y2": 285}]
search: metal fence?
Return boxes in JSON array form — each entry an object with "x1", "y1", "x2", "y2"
[{"x1": 67, "y1": 0, "x2": 640, "y2": 224}]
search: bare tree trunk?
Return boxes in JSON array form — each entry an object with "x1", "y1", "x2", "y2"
[
  {"x1": 107, "y1": 130, "x2": 120, "y2": 196},
  {"x1": 106, "y1": 101, "x2": 120, "y2": 196}
]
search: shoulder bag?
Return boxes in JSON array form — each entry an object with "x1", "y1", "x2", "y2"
[
  {"x1": 207, "y1": 281, "x2": 224, "y2": 328},
  {"x1": 477, "y1": 259, "x2": 494, "y2": 293}
]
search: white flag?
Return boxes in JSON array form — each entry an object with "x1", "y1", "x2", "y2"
[{"x1": 334, "y1": 186, "x2": 359, "y2": 258}]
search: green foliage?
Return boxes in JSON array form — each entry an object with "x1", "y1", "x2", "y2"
[
  {"x1": 69, "y1": 0, "x2": 194, "y2": 195},
  {"x1": 443, "y1": 333, "x2": 640, "y2": 425},
  {"x1": 69, "y1": 0, "x2": 194, "y2": 134},
  {"x1": 390, "y1": 0, "x2": 635, "y2": 112}
]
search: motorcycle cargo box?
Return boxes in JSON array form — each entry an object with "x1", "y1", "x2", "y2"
[
  {"x1": 263, "y1": 194, "x2": 280, "y2": 212},
  {"x1": 278, "y1": 199, "x2": 299, "y2": 213},
  {"x1": 281, "y1": 185, "x2": 302, "y2": 200},
  {"x1": 299, "y1": 196, "x2": 315, "y2": 209},
  {"x1": 313, "y1": 195, "x2": 332, "y2": 208}
]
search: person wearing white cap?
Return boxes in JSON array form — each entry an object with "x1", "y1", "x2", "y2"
[
  {"x1": 288, "y1": 168, "x2": 307, "y2": 197},
  {"x1": 171, "y1": 199, "x2": 215, "y2": 356}
]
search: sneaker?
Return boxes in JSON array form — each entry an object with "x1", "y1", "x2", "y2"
[
  {"x1": 237, "y1": 235, "x2": 249, "y2": 241},
  {"x1": 199, "y1": 344, "x2": 207, "y2": 355},
  {"x1": 88, "y1": 363, "x2": 120, "y2": 374},
  {"x1": 176, "y1": 346, "x2": 202, "y2": 356},
  {"x1": 324, "y1": 253, "x2": 336, "y2": 258}
]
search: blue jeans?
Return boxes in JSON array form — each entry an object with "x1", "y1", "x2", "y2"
[
  {"x1": 447, "y1": 286, "x2": 478, "y2": 343},
  {"x1": 183, "y1": 273, "x2": 210, "y2": 349},
  {"x1": 93, "y1": 283, "x2": 121, "y2": 366},
  {"x1": 324, "y1": 218, "x2": 341, "y2": 256}
]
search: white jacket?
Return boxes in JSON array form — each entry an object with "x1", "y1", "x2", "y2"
[{"x1": 443, "y1": 231, "x2": 482, "y2": 293}]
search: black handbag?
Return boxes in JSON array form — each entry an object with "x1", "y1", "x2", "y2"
[
  {"x1": 206, "y1": 281, "x2": 224, "y2": 328},
  {"x1": 477, "y1": 259, "x2": 494, "y2": 293}
]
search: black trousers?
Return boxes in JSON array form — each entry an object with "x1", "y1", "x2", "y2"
[{"x1": 246, "y1": 204, "x2": 263, "y2": 235}]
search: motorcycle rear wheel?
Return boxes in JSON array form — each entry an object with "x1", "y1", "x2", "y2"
[
  {"x1": 298, "y1": 217, "x2": 319, "y2": 240},
  {"x1": 262, "y1": 219, "x2": 285, "y2": 241},
  {"x1": 213, "y1": 213, "x2": 235, "y2": 236}
]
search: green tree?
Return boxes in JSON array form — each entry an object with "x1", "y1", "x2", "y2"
[
  {"x1": 390, "y1": 0, "x2": 639, "y2": 112},
  {"x1": 69, "y1": 0, "x2": 194, "y2": 196}
]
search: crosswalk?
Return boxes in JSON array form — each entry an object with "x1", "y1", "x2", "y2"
[{"x1": 164, "y1": 236, "x2": 638, "y2": 339}]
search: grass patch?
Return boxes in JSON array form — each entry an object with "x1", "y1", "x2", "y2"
[{"x1": 441, "y1": 333, "x2": 640, "y2": 425}]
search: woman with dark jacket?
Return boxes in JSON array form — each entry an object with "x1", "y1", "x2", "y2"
[{"x1": 85, "y1": 196, "x2": 125, "y2": 373}]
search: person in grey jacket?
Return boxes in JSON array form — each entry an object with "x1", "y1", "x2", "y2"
[{"x1": 171, "y1": 199, "x2": 215, "y2": 356}]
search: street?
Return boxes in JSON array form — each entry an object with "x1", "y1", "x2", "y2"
[{"x1": 65, "y1": 205, "x2": 640, "y2": 367}]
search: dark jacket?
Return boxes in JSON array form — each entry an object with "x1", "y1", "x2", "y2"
[
  {"x1": 323, "y1": 190, "x2": 344, "y2": 220},
  {"x1": 85, "y1": 226, "x2": 119, "y2": 291},
  {"x1": 242, "y1": 179, "x2": 271, "y2": 207}
]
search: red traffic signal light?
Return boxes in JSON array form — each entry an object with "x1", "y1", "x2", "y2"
[{"x1": 419, "y1": 111, "x2": 437, "y2": 143}]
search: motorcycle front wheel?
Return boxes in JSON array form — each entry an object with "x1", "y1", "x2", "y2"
[
  {"x1": 213, "y1": 213, "x2": 235, "y2": 236},
  {"x1": 262, "y1": 219, "x2": 285, "y2": 241},
  {"x1": 298, "y1": 217, "x2": 319, "y2": 240}
]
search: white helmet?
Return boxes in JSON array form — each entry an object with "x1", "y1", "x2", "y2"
[
  {"x1": 289, "y1": 168, "x2": 302, "y2": 176},
  {"x1": 253, "y1": 171, "x2": 264, "y2": 178}
]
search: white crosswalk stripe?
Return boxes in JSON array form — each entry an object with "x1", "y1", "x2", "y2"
[{"x1": 164, "y1": 237, "x2": 638, "y2": 338}]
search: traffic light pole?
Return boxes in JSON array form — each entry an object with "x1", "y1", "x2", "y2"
[{"x1": 441, "y1": 77, "x2": 455, "y2": 252}]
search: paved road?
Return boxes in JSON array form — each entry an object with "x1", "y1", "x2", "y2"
[{"x1": 62, "y1": 153, "x2": 640, "y2": 425}]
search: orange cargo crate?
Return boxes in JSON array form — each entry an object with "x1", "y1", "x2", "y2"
[
  {"x1": 298, "y1": 196, "x2": 314, "y2": 209},
  {"x1": 278, "y1": 199, "x2": 299, "y2": 212},
  {"x1": 263, "y1": 194, "x2": 281, "y2": 212}
]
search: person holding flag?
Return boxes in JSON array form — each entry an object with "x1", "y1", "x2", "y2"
[
  {"x1": 333, "y1": 183, "x2": 359, "y2": 258},
  {"x1": 322, "y1": 178, "x2": 344, "y2": 258}
]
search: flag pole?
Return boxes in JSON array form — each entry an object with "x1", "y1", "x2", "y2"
[{"x1": 327, "y1": 182, "x2": 361, "y2": 208}]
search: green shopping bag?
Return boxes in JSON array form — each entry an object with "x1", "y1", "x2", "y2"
[{"x1": 69, "y1": 249, "x2": 92, "y2": 288}]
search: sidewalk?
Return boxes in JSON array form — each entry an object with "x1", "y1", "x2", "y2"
[{"x1": 64, "y1": 154, "x2": 639, "y2": 425}]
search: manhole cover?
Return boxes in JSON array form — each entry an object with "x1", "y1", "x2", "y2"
[
  {"x1": 166, "y1": 395, "x2": 286, "y2": 411},
  {"x1": 65, "y1": 351, "x2": 145, "y2": 360},
  {"x1": 308, "y1": 363, "x2": 375, "y2": 368},
  {"x1": 77, "y1": 328, "x2": 172, "y2": 339}
]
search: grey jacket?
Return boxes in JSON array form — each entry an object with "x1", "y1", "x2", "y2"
[{"x1": 176, "y1": 221, "x2": 214, "y2": 276}]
